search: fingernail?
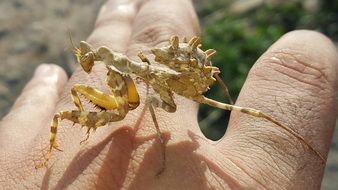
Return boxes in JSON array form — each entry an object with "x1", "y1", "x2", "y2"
[{"x1": 34, "y1": 64, "x2": 52, "y2": 77}]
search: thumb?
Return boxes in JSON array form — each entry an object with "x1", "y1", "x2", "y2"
[{"x1": 217, "y1": 30, "x2": 338, "y2": 189}]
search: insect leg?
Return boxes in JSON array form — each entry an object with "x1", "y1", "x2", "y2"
[
  {"x1": 72, "y1": 84, "x2": 123, "y2": 110},
  {"x1": 214, "y1": 74, "x2": 234, "y2": 104},
  {"x1": 203, "y1": 49, "x2": 233, "y2": 104},
  {"x1": 196, "y1": 95, "x2": 325, "y2": 163},
  {"x1": 36, "y1": 110, "x2": 126, "y2": 169},
  {"x1": 145, "y1": 95, "x2": 177, "y2": 176}
]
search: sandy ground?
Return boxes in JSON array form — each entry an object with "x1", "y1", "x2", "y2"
[{"x1": 0, "y1": 0, "x2": 336, "y2": 189}]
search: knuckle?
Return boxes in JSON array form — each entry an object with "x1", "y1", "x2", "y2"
[
  {"x1": 131, "y1": 21, "x2": 181, "y2": 48},
  {"x1": 95, "y1": 3, "x2": 137, "y2": 29}
]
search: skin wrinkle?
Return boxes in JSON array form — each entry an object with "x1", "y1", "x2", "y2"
[
  {"x1": 225, "y1": 156, "x2": 269, "y2": 189},
  {"x1": 224, "y1": 119, "x2": 304, "y2": 187},
  {"x1": 218, "y1": 139, "x2": 274, "y2": 187},
  {"x1": 232, "y1": 78, "x2": 299, "y2": 116},
  {"x1": 251, "y1": 127, "x2": 304, "y2": 161},
  {"x1": 241, "y1": 85, "x2": 296, "y2": 121},
  {"x1": 129, "y1": 1, "x2": 198, "y2": 47},
  {"x1": 251, "y1": 80, "x2": 332, "y2": 128},
  {"x1": 229, "y1": 147, "x2": 289, "y2": 189},
  {"x1": 247, "y1": 136, "x2": 295, "y2": 181},
  {"x1": 279, "y1": 48, "x2": 333, "y2": 83},
  {"x1": 264, "y1": 50, "x2": 331, "y2": 91},
  {"x1": 202, "y1": 154, "x2": 242, "y2": 189},
  {"x1": 268, "y1": 60, "x2": 326, "y2": 91},
  {"x1": 202, "y1": 160, "x2": 225, "y2": 189},
  {"x1": 239, "y1": 134, "x2": 293, "y2": 172},
  {"x1": 255, "y1": 60, "x2": 321, "y2": 93},
  {"x1": 251, "y1": 73, "x2": 323, "y2": 97},
  {"x1": 130, "y1": 23, "x2": 187, "y2": 49}
]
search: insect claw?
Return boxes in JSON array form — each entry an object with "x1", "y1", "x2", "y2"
[
  {"x1": 52, "y1": 143, "x2": 63, "y2": 152},
  {"x1": 80, "y1": 130, "x2": 91, "y2": 145}
]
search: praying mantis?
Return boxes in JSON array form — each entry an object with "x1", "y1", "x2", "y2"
[{"x1": 36, "y1": 36, "x2": 325, "y2": 174}]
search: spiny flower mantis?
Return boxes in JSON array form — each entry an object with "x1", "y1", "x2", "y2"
[{"x1": 36, "y1": 36, "x2": 324, "y2": 175}]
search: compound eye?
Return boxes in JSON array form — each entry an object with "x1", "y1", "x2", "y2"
[
  {"x1": 79, "y1": 53, "x2": 95, "y2": 73},
  {"x1": 83, "y1": 53, "x2": 93, "y2": 63}
]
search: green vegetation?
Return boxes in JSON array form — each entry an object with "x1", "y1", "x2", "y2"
[{"x1": 197, "y1": 0, "x2": 338, "y2": 140}]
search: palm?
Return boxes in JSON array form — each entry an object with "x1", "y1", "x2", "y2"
[{"x1": 0, "y1": 0, "x2": 336, "y2": 189}]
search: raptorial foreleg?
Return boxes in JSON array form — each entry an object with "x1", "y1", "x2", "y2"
[
  {"x1": 71, "y1": 84, "x2": 124, "y2": 111},
  {"x1": 35, "y1": 110, "x2": 125, "y2": 169}
]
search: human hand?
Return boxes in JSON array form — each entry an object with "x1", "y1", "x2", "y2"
[{"x1": 1, "y1": 0, "x2": 338, "y2": 189}]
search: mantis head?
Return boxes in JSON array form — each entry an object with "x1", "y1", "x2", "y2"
[
  {"x1": 73, "y1": 41, "x2": 96, "y2": 73},
  {"x1": 69, "y1": 32, "x2": 95, "y2": 73}
]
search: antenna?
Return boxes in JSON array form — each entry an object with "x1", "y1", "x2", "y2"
[
  {"x1": 67, "y1": 27, "x2": 81, "y2": 62},
  {"x1": 67, "y1": 28, "x2": 77, "y2": 52}
]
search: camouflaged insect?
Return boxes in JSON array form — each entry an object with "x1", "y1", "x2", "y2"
[{"x1": 36, "y1": 36, "x2": 325, "y2": 173}]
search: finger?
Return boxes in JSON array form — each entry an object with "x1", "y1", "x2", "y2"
[
  {"x1": 52, "y1": 0, "x2": 143, "y2": 146},
  {"x1": 41, "y1": 0, "x2": 145, "y2": 159},
  {"x1": 0, "y1": 64, "x2": 67, "y2": 150},
  {"x1": 62, "y1": 0, "x2": 140, "y2": 106},
  {"x1": 86, "y1": 0, "x2": 141, "y2": 52},
  {"x1": 217, "y1": 30, "x2": 338, "y2": 189},
  {"x1": 128, "y1": 0, "x2": 200, "y2": 50},
  {"x1": 125, "y1": 0, "x2": 201, "y2": 133}
]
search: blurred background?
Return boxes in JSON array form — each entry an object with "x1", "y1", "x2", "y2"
[{"x1": 0, "y1": 0, "x2": 337, "y2": 188}]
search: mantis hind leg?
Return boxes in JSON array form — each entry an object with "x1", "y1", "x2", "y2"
[
  {"x1": 196, "y1": 95, "x2": 325, "y2": 163},
  {"x1": 214, "y1": 74, "x2": 233, "y2": 104}
]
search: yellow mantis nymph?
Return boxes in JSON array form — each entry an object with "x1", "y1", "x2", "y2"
[{"x1": 36, "y1": 36, "x2": 325, "y2": 175}]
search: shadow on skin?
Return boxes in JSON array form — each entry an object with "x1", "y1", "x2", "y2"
[
  {"x1": 43, "y1": 127, "x2": 234, "y2": 189},
  {"x1": 40, "y1": 111, "x2": 232, "y2": 189},
  {"x1": 41, "y1": 163, "x2": 53, "y2": 190},
  {"x1": 125, "y1": 130, "x2": 237, "y2": 189},
  {"x1": 53, "y1": 126, "x2": 137, "y2": 189}
]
